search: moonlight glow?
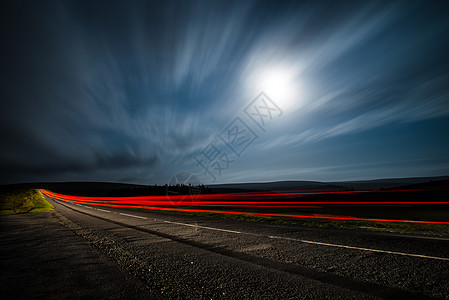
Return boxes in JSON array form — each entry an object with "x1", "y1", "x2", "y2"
[{"x1": 248, "y1": 65, "x2": 302, "y2": 111}]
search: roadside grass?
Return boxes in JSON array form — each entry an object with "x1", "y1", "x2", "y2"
[
  {"x1": 0, "y1": 187, "x2": 54, "y2": 215},
  {"x1": 126, "y1": 206, "x2": 449, "y2": 237}
]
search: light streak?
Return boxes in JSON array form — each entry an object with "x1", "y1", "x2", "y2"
[{"x1": 38, "y1": 188, "x2": 449, "y2": 224}]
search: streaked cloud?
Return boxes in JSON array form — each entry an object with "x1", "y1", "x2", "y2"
[{"x1": 1, "y1": 0, "x2": 448, "y2": 184}]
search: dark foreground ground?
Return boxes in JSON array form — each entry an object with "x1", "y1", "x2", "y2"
[
  {"x1": 0, "y1": 211, "x2": 152, "y2": 299},
  {"x1": 1, "y1": 195, "x2": 449, "y2": 299}
]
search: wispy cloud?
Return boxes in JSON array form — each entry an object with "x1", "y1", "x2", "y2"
[{"x1": 1, "y1": 0, "x2": 448, "y2": 184}]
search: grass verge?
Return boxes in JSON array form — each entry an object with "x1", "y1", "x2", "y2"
[{"x1": 0, "y1": 187, "x2": 54, "y2": 215}]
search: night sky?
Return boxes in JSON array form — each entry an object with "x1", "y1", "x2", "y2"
[{"x1": 1, "y1": 0, "x2": 449, "y2": 185}]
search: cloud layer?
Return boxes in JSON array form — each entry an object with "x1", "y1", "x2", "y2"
[{"x1": 1, "y1": 0, "x2": 449, "y2": 184}]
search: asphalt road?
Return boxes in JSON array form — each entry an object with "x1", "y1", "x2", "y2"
[{"x1": 7, "y1": 194, "x2": 449, "y2": 299}]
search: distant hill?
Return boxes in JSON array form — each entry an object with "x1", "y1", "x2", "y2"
[
  {"x1": 329, "y1": 175, "x2": 449, "y2": 190},
  {"x1": 384, "y1": 178, "x2": 449, "y2": 190},
  {"x1": 207, "y1": 181, "x2": 347, "y2": 192},
  {"x1": 208, "y1": 176, "x2": 449, "y2": 192},
  {"x1": 5, "y1": 182, "x2": 142, "y2": 197},
  {"x1": 3, "y1": 175, "x2": 449, "y2": 196}
]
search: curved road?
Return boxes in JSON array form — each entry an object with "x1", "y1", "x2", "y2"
[{"x1": 43, "y1": 195, "x2": 449, "y2": 299}]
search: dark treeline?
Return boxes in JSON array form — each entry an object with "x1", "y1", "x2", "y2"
[{"x1": 107, "y1": 184, "x2": 212, "y2": 197}]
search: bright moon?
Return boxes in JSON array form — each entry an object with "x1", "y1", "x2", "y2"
[{"x1": 248, "y1": 65, "x2": 301, "y2": 111}]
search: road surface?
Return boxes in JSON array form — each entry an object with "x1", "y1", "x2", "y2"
[{"x1": 8, "y1": 194, "x2": 449, "y2": 299}]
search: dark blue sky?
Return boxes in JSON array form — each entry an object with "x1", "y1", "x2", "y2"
[{"x1": 1, "y1": 0, "x2": 449, "y2": 185}]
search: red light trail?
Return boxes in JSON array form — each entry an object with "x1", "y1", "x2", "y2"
[{"x1": 39, "y1": 188, "x2": 449, "y2": 225}]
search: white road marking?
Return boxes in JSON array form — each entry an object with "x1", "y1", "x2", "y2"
[
  {"x1": 163, "y1": 220, "x2": 242, "y2": 234},
  {"x1": 119, "y1": 213, "x2": 148, "y2": 220},
  {"x1": 267, "y1": 235, "x2": 449, "y2": 261},
  {"x1": 84, "y1": 206, "x2": 93, "y2": 209},
  {"x1": 97, "y1": 209, "x2": 111, "y2": 213},
  {"x1": 163, "y1": 220, "x2": 449, "y2": 261}
]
